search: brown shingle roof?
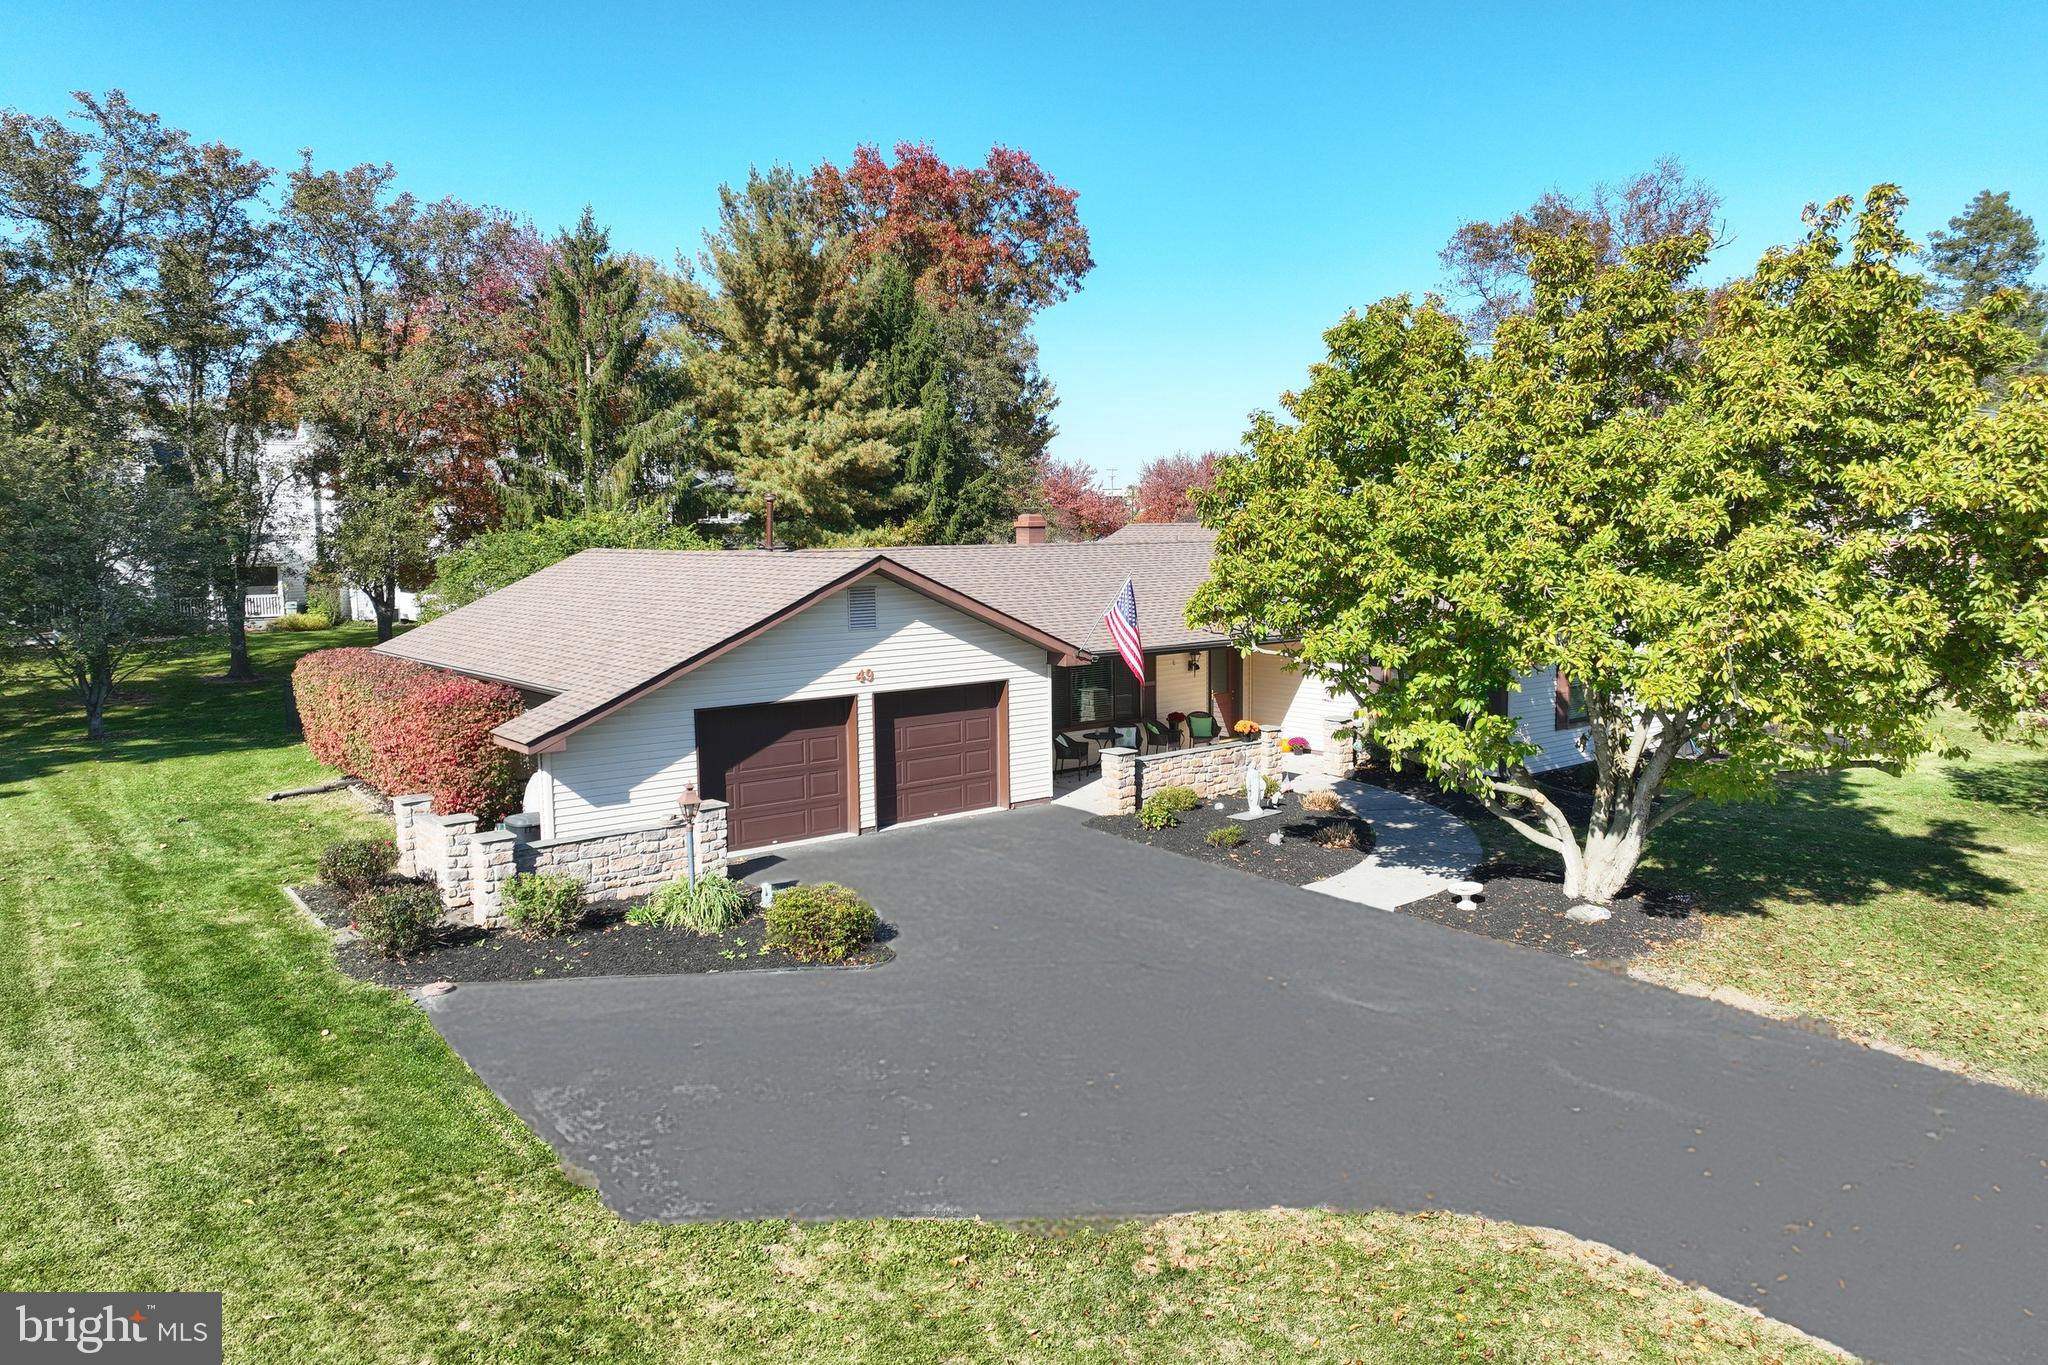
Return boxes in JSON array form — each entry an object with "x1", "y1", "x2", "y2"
[
  {"x1": 377, "y1": 538, "x2": 1224, "y2": 751},
  {"x1": 885, "y1": 539, "x2": 1225, "y2": 653},
  {"x1": 1100, "y1": 522, "x2": 1217, "y2": 544}
]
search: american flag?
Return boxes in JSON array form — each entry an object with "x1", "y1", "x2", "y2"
[{"x1": 1104, "y1": 577, "x2": 1145, "y2": 681}]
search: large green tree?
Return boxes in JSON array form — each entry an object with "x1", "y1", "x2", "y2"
[
  {"x1": 513, "y1": 208, "x2": 688, "y2": 516},
  {"x1": 858, "y1": 257, "x2": 1017, "y2": 542},
  {"x1": 0, "y1": 93, "x2": 215, "y2": 729},
  {"x1": 1192, "y1": 187, "x2": 2048, "y2": 901},
  {"x1": 280, "y1": 156, "x2": 533, "y2": 638},
  {"x1": 135, "y1": 132, "x2": 298, "y2": 680},
  {"x1": 1924, "y1": 189, "x2": 2046, "y2": 377},
  {"x1": 0, "y1": 431, "x2": 204, "y2": 738},
  {"x1": 670, "y1": 168, "x2": 909, "y2": 541}
]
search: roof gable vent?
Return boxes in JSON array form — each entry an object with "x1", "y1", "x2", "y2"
[{"x1": 847, "y1": 584, "x2": 877, "y2": 630}]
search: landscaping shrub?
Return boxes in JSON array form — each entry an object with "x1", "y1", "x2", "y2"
[
  {"x1": 1205, "y1": 825, "x2": 1245, "y2": 849},
  {"x1": 503, "y1": 872, "x2": 585, "y2": 937},
  {"x1": 1263, "y1": 773, "x2": 1282, "y2": 802},
  {"x1": 763, "y1": 883, "x2": 878, "y2": 962},
  {"x1": 628, "y1": 874, "x2": 753, "y2": 935},
  {"x1": 293, "y1": 647, "x2": 531, "y2": 824},
  {"x1": 1314, "y1": 822, "x2": 1366, "y2": 851},
  {"x1": 352, "y1": 880, "x2": 440, "y2": 958},
  {"x1": 1140, "y1": 784, "x2": 1204, "y2": 827},
  {"x1": 272, "y1": 609, "x2": 332, "y2": 632},
  {"x1": 1299, "y1": 788, "x2": 1344, "y2": 814},
  {"x1": 319, "y1": 838, "x2": 397, "y2": 896}
]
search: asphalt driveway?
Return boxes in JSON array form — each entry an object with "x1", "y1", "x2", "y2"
[{"x1": 428, "y1": 804, "x2": 2048, "y2": 1364}]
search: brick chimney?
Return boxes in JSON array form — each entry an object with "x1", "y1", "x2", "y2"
[{"x1": 1014, "y1": 513, "x2": 1048, "y2": 545}]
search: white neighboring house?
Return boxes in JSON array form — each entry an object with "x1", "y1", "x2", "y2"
[{"x1": 240, "y1": 423, "x2": 420, "y2": 627}]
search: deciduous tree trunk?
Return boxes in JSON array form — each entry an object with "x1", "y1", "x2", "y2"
[
  {"x1": 222, "y1": 563, "x2": 256, "y2": 682},
  {"x1": 1480, "y1": 699, "x2": 1697, "y2": 902}
]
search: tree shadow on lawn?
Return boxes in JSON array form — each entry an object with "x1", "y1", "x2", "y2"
[
  {"x1": 1945, "y1": 755, "x2": 2048, "y2": 810},
  {"x1": 1367, "y1": 760, "x2": 2019, "y2": 919}
]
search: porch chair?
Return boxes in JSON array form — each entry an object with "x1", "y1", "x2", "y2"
[
  {"x1": 1053, "y1": 732, "x2": 1089, "y2": 775},
  {"x1": 1185, "y1": 711, "x2": 1221, "y2": 744},
  {"x1": 1139, "y1": 719, "x2": 1175, "y2": 752}
]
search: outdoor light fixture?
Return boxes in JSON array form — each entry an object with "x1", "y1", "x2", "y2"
[
  {"x1": 1186, "y1": 652, "x2": 1201, "y2": 672},
  {"x1": 676, "y1": 784, "x2": 702, "y2": 889}
]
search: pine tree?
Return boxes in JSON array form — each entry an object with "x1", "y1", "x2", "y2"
[
  {"x1": 673, "y1": 169, "x2": 910, "y2": 540},
  {"x1": 520, "y1": 208, "x2": 658, "y2": 512},
  {"x1": 858, "y1": 258, "x2": 1001, "y2": 543},
  {"x1": 1925, "y1": 190, "x2": 2046, "y2": 375}
]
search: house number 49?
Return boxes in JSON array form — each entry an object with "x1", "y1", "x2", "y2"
[{"x1": 853, "y1": 668, "x2": 875, "y2": 684}]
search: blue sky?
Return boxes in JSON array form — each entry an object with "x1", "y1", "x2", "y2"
[{"x1": 7, "y1": 1, "x2": 2046, "y2": 486}]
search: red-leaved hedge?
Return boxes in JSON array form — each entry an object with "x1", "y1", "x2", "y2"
[{"x1": 294, "y1": 648, "x2": 531, "y2": 825}]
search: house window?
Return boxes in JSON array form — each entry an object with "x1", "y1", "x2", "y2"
[
  {"x1": 1054, "y1": 656, "x2": 1142, "y2": 728},
  {"x1": 1554, "y1": 670, "x2": 1589, "y2": 729}
]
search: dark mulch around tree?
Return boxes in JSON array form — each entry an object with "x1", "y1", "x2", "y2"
[
  {"x1": 1345, "y1": 759, "x2": 1702, "y2": 960},
  {"x1": 1398, "y1": 863, "x2": 1703, "y2": 961},
  {"x1": 1085, "y1": 800, "x2": 1376, "y2": 887},
  {"x1": 290, "y1": 882, "x2": 894, "y2": 987}
]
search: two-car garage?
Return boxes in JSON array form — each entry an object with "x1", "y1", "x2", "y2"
[{"x1": 699, "y1": 684, "x2": 1005, "y2": 852}]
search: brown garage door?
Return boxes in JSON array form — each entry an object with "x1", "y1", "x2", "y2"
[
  {"x1": 698, "y1": 698, "x2": 852, "y2": 851},
  {"x1": 876, "y1": 683, "x2": 1003, "y2": 827}
]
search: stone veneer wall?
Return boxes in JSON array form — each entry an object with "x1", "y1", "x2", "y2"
[
  {"x1": 1100, "y1": 731, "x2": 1283, "y2": 814},
  {"x1": 395, "y1": 796, "x2": 729, "y2": 928}
]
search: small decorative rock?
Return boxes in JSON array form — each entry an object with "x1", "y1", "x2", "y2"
[
  {"x1": 416, "y1": 980, "x2": 456, "y2": 997},
  {"x1": 1266, "y1": 831, "x2": 1284, "y2": 845},
  {"x1": 1565, "y1": 903, "x2": 1613, "y2": 923}
]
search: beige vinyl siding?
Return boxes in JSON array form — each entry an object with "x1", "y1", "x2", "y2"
[
  {"x1": 1154, "y1": 648, "x2": 1208, "y2": 722},
  {"x1": 1510, "y1": 664, "x2": 1591, "y2": 773},
  {"x1": 1245, "y1": 649, "x2": 1354, "y2": 740},
  {"x1": 539, "y1": 580, "x2": 1054, "y2": 840}
]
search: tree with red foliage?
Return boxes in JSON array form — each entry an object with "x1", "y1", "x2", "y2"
[
  {"x1": 814, "y1": 142, "x2": 1094, "y2": 313},
  {"x1": 1133, "y1": 450, "x2": 1227, "y2": 523},
  {"x1": 1032, "y1": 457, "x2": 1128, "y2": 540}
]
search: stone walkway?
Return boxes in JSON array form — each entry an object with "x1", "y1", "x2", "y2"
[{"x1": 1294, "y1": 775, "x2": 1482, "y2": 909}]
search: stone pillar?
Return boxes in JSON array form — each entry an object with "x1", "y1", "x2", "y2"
[
  {"x1": 1101, "y1": 746, "x2": 1139, "y2": 814},
  {"x1": 392, "y1": 795, "x2": 433, "y2": 877},
  {"x1": 1259, "y1": 729, "x2": 1283, "y2": 774},
  {"x1": 467, "y1": 829, "x2": 518, "y2": 928},
  {"x1": 433, "y1": 812, "x2": 478, "y2": 914},
  {"x1": 694, "y1": 799, "x2": 729, "y2": 878}
]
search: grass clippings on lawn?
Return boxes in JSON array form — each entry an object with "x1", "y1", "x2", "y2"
[
  {"x1": 1086, "y1": 800, "x2": 1376, "y2": 885},
  {"x1": 291, "y1": 883, "x2": 894, "y2": 986},
  {"x1": 0, "y1": 627, "x2": 1846, "y2": 1361}
]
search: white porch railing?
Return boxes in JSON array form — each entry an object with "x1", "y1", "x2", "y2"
[{"x1": 244, "y1": 592, "x2": 285, "y2": 619}]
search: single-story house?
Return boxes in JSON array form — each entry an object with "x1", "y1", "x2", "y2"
[{"x1": 377, "y1": 515, "x2": 1587, "y2": 857}]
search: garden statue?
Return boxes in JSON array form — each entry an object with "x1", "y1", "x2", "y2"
[{"x1": 1244, "y1": 762, "x2": 1264, "y2": 815}]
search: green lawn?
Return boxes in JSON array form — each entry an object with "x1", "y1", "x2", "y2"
[
  {"x1": 0, "y1": 628, "x2": 1838, "y2": 1363},
  {"x1": 1635, "y1": 720, "x2": 2048, "y2": 1092}
]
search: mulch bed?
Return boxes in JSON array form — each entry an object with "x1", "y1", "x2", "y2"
[
  {"x1": 1346, "y1": 760, "x2": 1702, "y2": 960},
  {"x1": 1085, "y1": 800, "x2": 1377, "y2": 887},
  {"x1": 1397, "y1": 864, "x2": 1702, "y2": 961},
  {"x1": 289, "y1": 883, "x2": 894, "y2": 987}
]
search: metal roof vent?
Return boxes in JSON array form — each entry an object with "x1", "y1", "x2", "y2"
[{"x1": 847, "y1": 584, "x2": 877, "y2": 630}]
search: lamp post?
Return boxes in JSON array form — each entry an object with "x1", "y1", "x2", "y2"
[{"x1": 676, "y1": 784, "x2": 701, "y2": 890}]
